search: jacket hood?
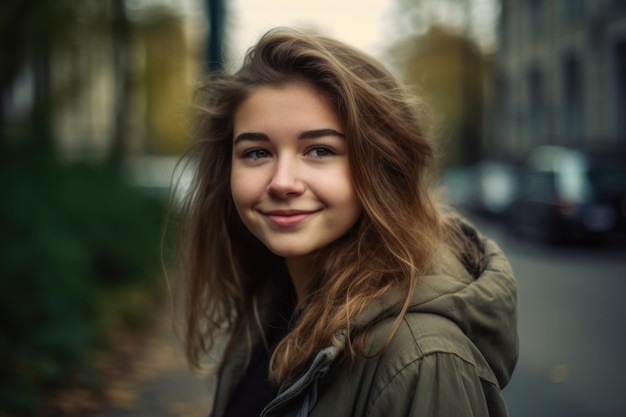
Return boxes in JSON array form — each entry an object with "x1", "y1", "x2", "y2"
[{"x1": 350, "y1": 224, "x2": 519, "y2": 388}]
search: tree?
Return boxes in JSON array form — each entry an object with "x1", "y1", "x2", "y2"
[
  {"x1": 387, "y1": 25, "x2": 487, "y2": 167},
  {"x1": 0, "y1": 0, "x2": 109, "y2": 154},
  {"x1": 109, "y1": 0, "x2": 133, "y2": 164}
]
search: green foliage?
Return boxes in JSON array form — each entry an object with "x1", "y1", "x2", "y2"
[{"x1": 0, "y1": 154, "x2": 167, "y2": 415}]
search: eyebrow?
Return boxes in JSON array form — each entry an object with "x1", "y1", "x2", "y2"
[
  {"x1": 299, "y1": 128, "x2": 345, "y2": 140},
  {"x1": 234, "y1": 128, "x2": 344, "y2": 144}
]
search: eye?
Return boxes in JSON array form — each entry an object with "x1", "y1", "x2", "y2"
[
  {"x1": 243, "y1": 148, "x2": 271, "y2": 161},
  {"x1": 306, "y1": 146, "x2": 335, "y2": 159}
]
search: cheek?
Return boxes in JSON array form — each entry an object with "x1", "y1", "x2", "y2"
[
  {"x1": 318, "y1": 168, "x2": 361, "y2": 214},
  {"x1": 230, "y1": 167, "x2": 264, "y2": 208}
]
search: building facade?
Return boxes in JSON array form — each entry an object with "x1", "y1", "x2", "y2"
[{"x1": 489, "y1": 0, "x2": 626, "y2": 161}]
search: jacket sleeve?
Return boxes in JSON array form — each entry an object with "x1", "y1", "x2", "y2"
[{"x1": 366, "y1": 351, "x2": 509, "y2": 417}]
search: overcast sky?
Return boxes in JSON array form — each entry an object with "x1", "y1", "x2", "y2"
[
  {"x1": 227, "y1": 0, "x2": 395, "y2": 65},
  {"x1": 226, "y1": 0, "x2": 498, "y2": 67}
]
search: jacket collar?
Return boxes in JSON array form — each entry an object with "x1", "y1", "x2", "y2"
[{"x1": 261, "y1": 339, "x2": 343, "y2": 417}]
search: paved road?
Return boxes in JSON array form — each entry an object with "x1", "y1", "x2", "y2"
[
  {"x1": 94, "y1": 313, "x2": 215, "y2": 417},
  {"x1": 469, "y1": 214, "x2": 626, "y2": 417}
]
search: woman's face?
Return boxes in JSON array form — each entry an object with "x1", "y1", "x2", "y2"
[{"x1": 230, "y1": 82, "x2": 362, "y2": 259}]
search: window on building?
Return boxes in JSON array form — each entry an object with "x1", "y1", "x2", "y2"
[
  {"x1": 615, "y1": 40, "x2": 626, "y2": 139},
  {"x1": 499, "y1": 3, "x2": 508, "y2": 48},
  {"x1": 495, "y1": 73, "x2": 509, "y2": 150},
  {"x1": 527, "y1": 0, "x2": 545, "y2": 35},
  {"x1": 528, "y1": 66, "x2": 546, "y2": 144},
  {"x1": 563, "y1": 54, "x2": 584, "y2": 142},
  {"x1": 562, "y1": 0, "x2": 585, "y2": 24}
]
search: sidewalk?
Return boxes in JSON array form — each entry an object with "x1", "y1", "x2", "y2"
[{"x1": 93, "y1": 312, "x2": 216, "y2": 417}]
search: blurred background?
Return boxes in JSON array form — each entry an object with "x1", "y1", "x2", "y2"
[{"x1": 1, "y1": 0, "x2": 625, "y2": 416}]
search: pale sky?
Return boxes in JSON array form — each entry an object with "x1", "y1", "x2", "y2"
[{"x1": 226, "y1": 0, "x2": 395, "y2": 66}]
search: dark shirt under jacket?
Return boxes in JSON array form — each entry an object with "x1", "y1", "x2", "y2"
[{"x1": 222, "y1": 274, "x2": 296, "y2": 417}]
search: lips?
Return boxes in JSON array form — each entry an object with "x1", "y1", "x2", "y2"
[{"x1": 262, "y1": 209, "x2": 318, "y2": 227}]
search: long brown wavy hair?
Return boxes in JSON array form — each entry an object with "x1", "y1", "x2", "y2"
[{"x1": 174, "y1": 27, "x2": 480, "y2": 385}]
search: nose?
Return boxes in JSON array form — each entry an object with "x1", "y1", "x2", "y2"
[{"x1": 267, "y1": 156, "x2": 305, "y2": 199}]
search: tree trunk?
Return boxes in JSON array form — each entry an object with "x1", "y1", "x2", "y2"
[
  {"x1": 205, "y1": 0, "x2": 225, "y2": 72},
  {"x1": 0, "y1": 0, "x2": 37, "y2": 147},
  {"x1": 109, "y1": 0, "x2": 132, "y2": 165}
]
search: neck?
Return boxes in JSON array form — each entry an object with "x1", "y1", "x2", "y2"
[{"x1": 285, "y1": 255, "x2": 318, "y2": 304}]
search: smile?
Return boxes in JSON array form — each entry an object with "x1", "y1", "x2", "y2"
[{"x1": 262, "y1": 210, "x2": 318, "y2": 227}]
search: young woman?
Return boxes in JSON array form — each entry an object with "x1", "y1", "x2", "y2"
[{"x1": 175, "y1": 28, "x2": 518, "y2": 417}]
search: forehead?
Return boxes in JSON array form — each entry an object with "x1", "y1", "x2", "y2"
[
  {"x1": 238, "y1": 81, "x2": 331, "y2": 108},
  {"x1": 233, "y1": 82, "x2": 342, "y2": 134}
]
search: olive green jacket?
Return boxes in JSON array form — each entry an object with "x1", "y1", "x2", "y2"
[{"x1": 210, "y1": 230, "x2": 518, "y2": 417}]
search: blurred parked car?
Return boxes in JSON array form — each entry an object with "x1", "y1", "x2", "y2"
[
  {"x1": 506, "y1": 145, "x2": 626, "y2": 243},
  {"x1": 442, "y1": 160, "x2": 520, "y2": 217}
]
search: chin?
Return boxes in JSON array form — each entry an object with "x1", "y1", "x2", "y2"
[
  {"x1": 270, "y1": 249, "x2": 312, "y2": 258},
  {"x1": 265, "y1": 243, "x2": 316, "y2": 259}
]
